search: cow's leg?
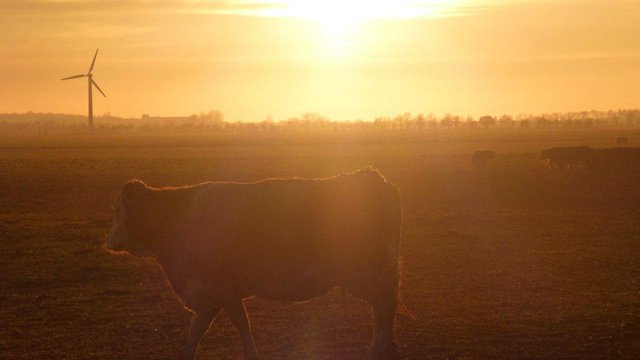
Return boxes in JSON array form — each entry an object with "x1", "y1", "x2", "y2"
[
  {"x1": 367, "y1": 299, "x2": 398, "y2": 360},
  {"x1": 180, "y1": 307, "x2": 221, "y2": 360},
  {"x1": 222, "y1": 298, "x2": 259, "y2": 360},
  {"x1": 349, "y1": 275, "x2": 400, "y2": 360}
]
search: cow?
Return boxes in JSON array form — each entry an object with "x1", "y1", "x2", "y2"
[
  {"x1": 105, "y1": 167, "x2": 405, "y2": 360},
  {"x1": 471, "y1": 150, "x2": 496, "y2": 170},
  {"x1": 540, "y1": 146, "x2": 593, "y2": 172},
  {"x1": 589, "y1": 147, "x2": 640, "y2": 174}
]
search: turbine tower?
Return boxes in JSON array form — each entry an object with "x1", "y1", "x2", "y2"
[{"x1": 61, "y1": 49, "x2": 106, "y2": 129}]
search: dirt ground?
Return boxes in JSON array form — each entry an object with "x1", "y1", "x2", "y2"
[{"x1": 1, "y1": 129, "x2": 639, "y2": 359}]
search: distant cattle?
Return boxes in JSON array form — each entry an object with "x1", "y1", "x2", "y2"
[
  {"x1": 589, "y1": 147, "x2": 640, "y2": 174},
  {"x1": 472, "y1": 150, "x2": 496, "y2": 169},
  {"x1": 540, "y1": 146, "x2": 593, "y2": 172},
  {"x1": 616, "y1": 137, "x2": 629, "y2": 147},
  {"x1": 106, "y1": 168, "x2": 405, "y2": 360}
]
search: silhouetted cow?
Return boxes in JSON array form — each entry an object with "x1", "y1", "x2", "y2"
[
  {"x1": 106, "y1": 168, "x2": 404, "y2": 360},
  {"x1": 472, "y1": 150, "x2": 496, "y2": 170},
  {"x1": 540, "y1": 146, "x2": 593, "y2": 172},
  {"x1": 590, "y1": 147, "x2": 640, "y2": 174}
]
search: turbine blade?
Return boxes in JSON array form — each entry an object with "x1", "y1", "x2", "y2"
[
  {"x1": 61, "y1": 74, "x2": 86, "y2": 80},
  {"x1": 92, "y1": 79, "x2": 106, "y2": 97},
  {"x1": 88, "y1": 48, "x2": 99, "y2": 73}
]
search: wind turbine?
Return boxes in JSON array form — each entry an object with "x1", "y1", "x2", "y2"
[{"x1": 61, "y1": 49, "x2": 106, "y2": 129}]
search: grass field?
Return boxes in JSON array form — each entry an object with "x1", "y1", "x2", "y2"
[{"x1": 1, "y1": 129, "x2": 639, "y2": 359}]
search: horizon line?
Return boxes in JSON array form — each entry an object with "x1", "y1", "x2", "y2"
[{"x1": 3, "y1": 107, "x2": 639, "y2": 122}]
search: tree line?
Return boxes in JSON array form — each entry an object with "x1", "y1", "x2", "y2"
[{"x1": 1, "y1": 109, "x2": 639, "y2": 134}]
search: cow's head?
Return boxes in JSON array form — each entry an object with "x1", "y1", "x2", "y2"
[{"x1": 105, "y1": 180, "x2": 153, "y2": 257}]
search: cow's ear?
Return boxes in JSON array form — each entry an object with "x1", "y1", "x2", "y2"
[{"x1": 122, "y1": 179, "x2": 147, "y2": 206}]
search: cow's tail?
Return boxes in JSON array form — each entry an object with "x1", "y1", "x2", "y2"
[{"x1": 386, "y1": 182, "x2": 415, "y2": 320}]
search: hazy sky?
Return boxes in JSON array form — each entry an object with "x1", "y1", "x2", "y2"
[{"x1": 1, "y1": 0, "x2": 639, "y2": 121}]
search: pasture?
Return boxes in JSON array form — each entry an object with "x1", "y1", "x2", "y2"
[{"x1": 1, "y1": 129, "x2": 639, "y2": 359}]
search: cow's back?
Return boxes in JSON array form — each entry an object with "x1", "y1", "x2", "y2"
[{"x1": 176, "y1": 169, "x2": 399, "y2": 301}]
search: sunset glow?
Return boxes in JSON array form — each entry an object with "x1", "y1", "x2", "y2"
[
  {"x1": 0, "y1": 0, "x2": 638, "y2": 120},
  {"x1": 4, "y1": 1, "x2": 640, "y2": 359},
  {"x1": 218, "y1": 0, "x2": 462, "y2": 49},
  {"x1": 295, "y1": 0, "x2": 458, "y2": 44},
  {"x1": 219, "y1": 0, "x2": 461, "y2": 19}
]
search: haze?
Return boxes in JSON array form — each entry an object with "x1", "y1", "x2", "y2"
[{"x1": 1, "y1": 0, "x2": 639, "y2": 120}]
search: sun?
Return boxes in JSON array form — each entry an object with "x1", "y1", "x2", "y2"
[
  {"x1": 243, "y1": 0, "x2": 461, "y2": 57},
  {"x1": 291, "y1": 1, "x2": 367, "y2": 39},
  {"x1": 274, "y1": 0, "x2": 460, "y2": 40}
]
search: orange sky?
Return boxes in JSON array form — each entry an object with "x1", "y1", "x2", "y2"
[{"x1": 0, "y1": 0, "x2": 639, "y2": 121}]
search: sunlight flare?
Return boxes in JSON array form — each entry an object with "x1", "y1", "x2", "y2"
[
  {"x1": 258, "y1": 0, "x2": 461, "y2": 55},
  {"x1": 255, "y1": 0, "x2": 461, "y2": 19},
  {"x1": 221, "y1": 0, "x2": 462, "y2": 39}
]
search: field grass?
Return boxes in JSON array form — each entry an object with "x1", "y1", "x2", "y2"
[{"x1": 1, "y1": 129, "x2": 639, "y2": 359}]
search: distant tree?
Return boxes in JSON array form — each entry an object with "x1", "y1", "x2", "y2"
[
  {"x1": 498, "y1": 115, "x2": 513, "y2": 128},
  {"x1": 414, "y1": 113, "x2": 426, "y2": 130},
  {"x1": 479, "y1": 115, "x2": 496, "y2": 128},
  {"x1": 465, "y1": 115, "x2": 476, "y2": 129},
  {"x1": 440, "y1": 113, "x2": 454, "y2": 129},
  {"x1": 200, "y1": 110, "x2": 223, "y2": 125}
]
